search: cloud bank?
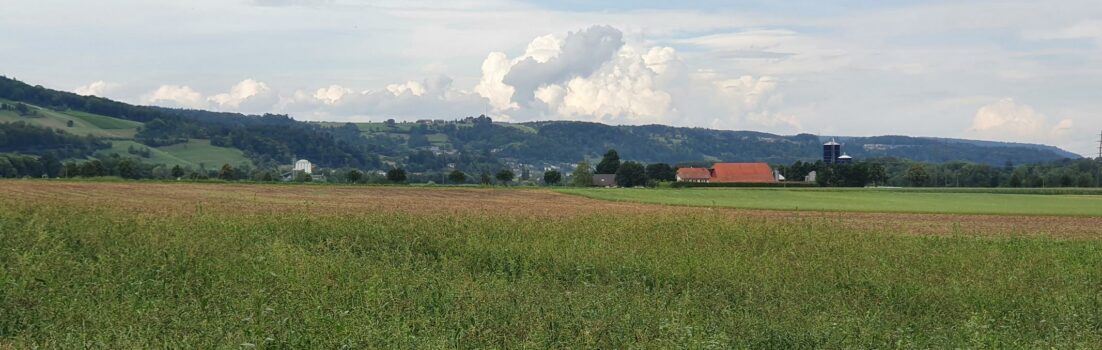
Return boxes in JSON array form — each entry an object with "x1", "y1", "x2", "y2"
[
  {"x1": 969, "y1": 98, "x2": 1073, "y2": 143},
  {"x1": 135, "y1": 26, "x2": 794, "y2": 132}
]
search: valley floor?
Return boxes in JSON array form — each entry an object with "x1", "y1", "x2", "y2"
[{"x1": 1, "y1": 180, "x2": 1100, "y2": 347}]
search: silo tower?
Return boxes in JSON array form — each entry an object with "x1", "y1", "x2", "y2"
[
  {"x1": 823, "y1": 138, "x2": 841, "y2": 164},
  {"x1": 837, "y1": 153, "x2": 853, "y2": 164}
]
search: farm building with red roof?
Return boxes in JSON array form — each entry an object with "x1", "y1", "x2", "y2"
[
  {"x1": 710, "y1": 163, "x2": 777, "y2": 183},
  {"x1": 675, "y1": 163, "x2": 778, "y2": 183},
  {"x1": 675, "y1": 167, "x2": 711, "y2": 183}
]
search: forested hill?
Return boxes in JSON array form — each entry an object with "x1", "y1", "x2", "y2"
[
  {"x1": 497, "y1": 122, "x2": 1080, "y2": 166},
  {"x1": 0, "y1": 75, "x2": 1081, "y2": 172}
]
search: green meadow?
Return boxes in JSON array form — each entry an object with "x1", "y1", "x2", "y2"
[
  {"x1": 558, "y1": 188, "x2": 1102, "y2": 216},
  {"x1": 97, "y1": 139, "x2": 252, "y2": 169},
  {"x1": 0, "y1": 102, "x2": 139, "y2": 139}
]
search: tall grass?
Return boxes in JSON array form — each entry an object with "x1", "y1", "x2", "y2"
[{"x1": 2, "y1": 201, "x2": 1100, "y2": 347}]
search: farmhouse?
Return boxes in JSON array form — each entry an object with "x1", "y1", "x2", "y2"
[{"x1": 675, "y1": 163, "x2": 778, "y2": 183}]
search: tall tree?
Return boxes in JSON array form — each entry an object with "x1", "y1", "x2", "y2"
[
  {"x1": 905, "y1": 165, "x2": 930, "y2": 187},
  {"x1": 39, "y1": 153, "x2": 61, "y2": 178},
  {"x1": 543, "y1": 170, "x2": 562, "y2": 186},
  {"x1": 595, "y1": 149, "x2": 621, "y2": 174},
  {"x1": 644, "y1": 163, "x2": 676, "y2": 182},
  {"x1": 496, "y1": 169, "x2": 515, "y2": 186},
  {"x1": 171, "y1": 165, "x2": 185, "y2": 178},
  {"x1": 386, "y1": 168, "x2": 407, "y2": 183},
  {"x1": 218, "y1": 164, "x2": 236, "y2": 180},
  {"x1": 572, "y1": 160, "x2": 594, "y2": 187},
  {"x1": 615, "y1": 161, "x2": 646, "y2": 187},
  {"x1": 448, "y1": 169, "x2": 467, "y2": 184},
  {"x1": 346, "y1": 169, "x2": 363, "y2": 183}
]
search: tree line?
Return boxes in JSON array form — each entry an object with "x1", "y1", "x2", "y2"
[
  {"x1": 0, "y1": 122, "x2": 109, "y2": 158},
  {"x1": 777, "y1": 157, "x2": 1102, "y2": 188}
]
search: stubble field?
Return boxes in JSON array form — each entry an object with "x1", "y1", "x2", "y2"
[{"x1": 1, "y1": 181, "x2": 1101, "y2": 348}]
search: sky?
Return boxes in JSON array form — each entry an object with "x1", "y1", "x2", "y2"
[{"x1": 1, "y1": 0, "x2": 1100, "y2": 156}]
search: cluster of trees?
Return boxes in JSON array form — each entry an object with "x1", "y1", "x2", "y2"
[
  {"x1": 567, "y1": 149, "x2": 678, "y2": 187},
  {"x1": 0, "y1": 153, "x2": 61, "y2": 178},
  {"x1": 53, "y1": 156, "x2": 283, "y2": 181},
  {"x1": 896, "y1": 158, "x2": 1101, "y2": 188},
  {"x1": 126, "y1": 145, "x2": 152, "y2": 158},
  {"x1": 0, "y1": 102, "x2": 36, "y2": 116},
  {"x1": 777, "y1": 157, "x2": 1102, "y2": 188},
  {"x1": 0, "y1": 122, "x2": 109, "y2": 158}
]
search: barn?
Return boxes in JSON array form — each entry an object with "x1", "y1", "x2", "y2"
[
  {"x1": 675, "y1": 163, "x2": 778, "y2": 183},
  {"x1": 710, "y1": 163, "x2": 776, "y2": 183}
]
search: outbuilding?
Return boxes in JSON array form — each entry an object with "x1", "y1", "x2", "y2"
[{"x1": 676, "y1": 167, "x2": 711, "y2": 183}]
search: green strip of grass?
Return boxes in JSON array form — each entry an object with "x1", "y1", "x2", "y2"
[{"x1": 558, "y1": 188, "x2": 1102, "y2": 216}]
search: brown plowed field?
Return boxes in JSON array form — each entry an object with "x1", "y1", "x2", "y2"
[{"x1": 2, "y1": 180, "x2": 1100, "y2": 239}]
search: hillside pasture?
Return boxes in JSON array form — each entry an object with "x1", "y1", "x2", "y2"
[
  {"x1": 155, "y1": 139, "x2": 252, "y2": 168},
  {"x1": 0, "y1": 102, "x2": 139, "y2": 139},
  {"x1": 559, "y1": 187, "x2": 1102, "y2": 217},
  {"x1": 97, "y1": 139, "x2": 251, "y2": 168},
  {"x1": 1, "y1": 181, "x2": 1101, "y2": 348}
]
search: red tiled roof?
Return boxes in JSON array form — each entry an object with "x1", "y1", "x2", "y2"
[
  {"x1": 709, "y1": 163, "x2": 776, "y2": 183},
  {"x1": 677, "y1": 167, "x2": 711, "y2": 180}
]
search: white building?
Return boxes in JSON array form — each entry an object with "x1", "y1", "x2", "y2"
[
  {"x1": 294, "y1": 159, "x2": 313, "y2": 174},
  {"x1": 804, "y1": 171, "x2": 817, "y2": 183}
]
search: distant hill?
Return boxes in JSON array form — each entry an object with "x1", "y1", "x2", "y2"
[
  {"x1": 0, "y1": 75, "x2": 1082, "y2": 172},
  {"x1": 0, "y1": 97, "x2": 250, "y2": 169}
]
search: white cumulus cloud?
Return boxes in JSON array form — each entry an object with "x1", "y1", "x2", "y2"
[
  {"x1": 472, "y1": 26, "x2": 794, "y2": 130},
  {"x1": 142, "y1": 85, "x2": 206, "y2": 109},
  {"x1": 208, "y1": 79, "x2": 277, "y2": 111},
  {"x1": 313, "y1": 85, "x2": 354, "y2": 105},
  {"x1": 502, "y1": 25, "x2": 624, "y2": 107},
  {"x1": 536, "y1": 45, "x2": 672, "y2": 124},
  {"x1": 281, "y1": 75, "x2": 492, "y2": 120},
  {"x1": 73, "y1": 81, "x2": 119, "y2": 97},
  {"x1": 970, "y1": 98, "x2": 1073, "y2": 142}
]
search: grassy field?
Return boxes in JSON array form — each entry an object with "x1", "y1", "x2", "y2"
[
  {"x1": 0, "y1": 102, "x2": 139, "y2": 139},
  {"x1": 155, "y1": 139, "x2": 252, "y2": 168},
  {"x1": 559, "y1": 188, "x2": 1102, "y2": 216},
  {"x1": 1, "y1": 181, "x2": 1100, "y2": 347},
  {"x1": 97, "y1": 139, "x2": 251, "y2": 168}
]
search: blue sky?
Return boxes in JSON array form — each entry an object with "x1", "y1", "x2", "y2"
[{"x1": 1, "y1": 0, "x2": 1099, "y2": 155}]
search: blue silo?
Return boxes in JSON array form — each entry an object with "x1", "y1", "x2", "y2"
[{"x1": 823, "y1": 139, "x2": 841, "y2": 164}]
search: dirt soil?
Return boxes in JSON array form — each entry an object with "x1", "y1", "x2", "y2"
[{"x1": 3, "y1": 181, "x2": 1100, "y2": 239}]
